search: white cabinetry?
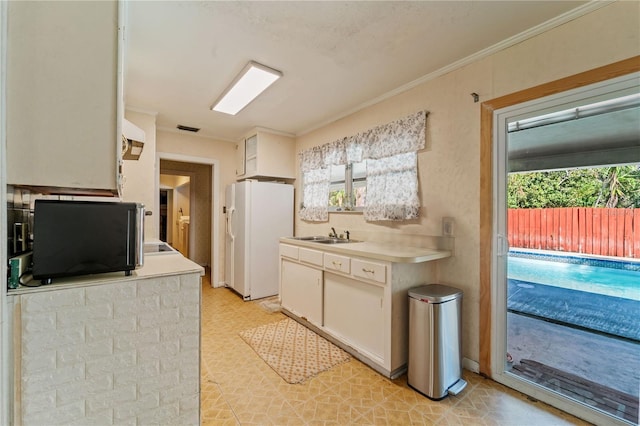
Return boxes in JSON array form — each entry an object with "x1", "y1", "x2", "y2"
[
  {"x1": 236, "y1": 136, "x2": 246, "y2": 176},
  {"x1": 6, "y1": 1, "x2": 121, "y2": 194},
  {"x1": 352, "y1": 258, "x2": 387, "y2": 284},
  {"x1": 281, "y1": 260, "x2": 323, "y2": 327},
  {"x1": 324, "y1": 252, "x2": 351, "y2": 274},
  {"x1": 280, "y1": 244, "x2": 324, "y2": 327},
  {"x1": 279, "y1": 242, "x2": 437, "y2": 378},
  {"x1": 236, "y1": 130, "x2": 295, "y2": 180},
  {"x1": 324, "y1": 272, "x2": 385, "y2": 362}
]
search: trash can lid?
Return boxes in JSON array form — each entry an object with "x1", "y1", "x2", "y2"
[{"x1": 408, "y1": 284, "x2": 463, "y2": 303}]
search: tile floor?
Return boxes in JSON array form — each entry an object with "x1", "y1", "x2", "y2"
[{"x1": 200, "y1": 283, "x2": 589, "y2": 425}]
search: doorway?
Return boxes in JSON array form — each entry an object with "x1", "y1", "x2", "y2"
[
  {"x1": 156, "y1": 152, "x2": 220, "y2": 288},
  {"x1": 159, "y1": 173, "x2": 192, "y2": 256},
  {"x1": 159, "y1": 189, "x2": 168, "y2": 242},
  {"x1": 480, "y1": 59, "x2": 640, "y2": 426}
]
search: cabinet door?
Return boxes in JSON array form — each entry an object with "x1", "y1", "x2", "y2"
[
  {"x1": 241, "y1": 131, "x2": 295, "y2": 179},
  {"x1": 236, "y1": 139, "x2": 246, "y2": 176},
  {"x1": 6, "y1": 1, "x2": 120, "y2": 192},
  {"x1": 281, "y1": 260, "x2": 323, "y2": 326},
  {"x1": 244, "y1": 135, "x2": 258, "y2": 176},
  {"x1": 324, "y1": 272, "x2": 384, "y2": 360}
]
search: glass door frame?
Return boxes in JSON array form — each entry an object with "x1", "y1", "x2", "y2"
[{"x1": 479, "y1": 57, "x2": 640, "y2": 426}]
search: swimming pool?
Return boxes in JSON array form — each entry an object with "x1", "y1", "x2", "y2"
[
  {"x1": 507, "y1": 250, "x2": 640, "y2": 340},
  {"x1": 508, "y1": 250, "x2": 640, "y2": 301}
]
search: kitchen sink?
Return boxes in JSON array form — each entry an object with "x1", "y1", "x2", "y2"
[
  {"x1": 312, "y1": 238, "x2": 360, "y2": 244},
  {"x1": 290, "y1": 236, "x2": 360, "y2": 244},
  {"x1": 291, "y1": 236, "x2": 332, "y2": 241}
]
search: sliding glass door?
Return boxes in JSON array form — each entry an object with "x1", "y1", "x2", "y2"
[{"x1": 491, "y1": 72, "x2": 640, "y2": 425}]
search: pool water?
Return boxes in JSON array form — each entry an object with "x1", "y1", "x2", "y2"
[{"x1": 508, "y1": 255, "x2": 640, "y2": 301}]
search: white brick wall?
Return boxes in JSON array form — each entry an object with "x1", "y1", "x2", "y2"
[{"x1": 17, "y1": 273, "x2": 201, "y2": 425}]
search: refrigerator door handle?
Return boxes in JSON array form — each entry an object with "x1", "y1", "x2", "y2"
[{"x1": 228, "y1": 207, "x2": 236, "y2": 240}]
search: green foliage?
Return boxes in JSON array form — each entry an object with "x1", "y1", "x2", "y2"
[
  {"x1": 329, "y1": 189, "x2": 346, "y2": 207},
  {"x1": 507, "y1": 165, "x2": 640, "y2": 208}
]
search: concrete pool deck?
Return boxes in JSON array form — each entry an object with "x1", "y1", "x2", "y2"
[{"x1": 507, "y1": 312, "x2": 640, "y2": 398}]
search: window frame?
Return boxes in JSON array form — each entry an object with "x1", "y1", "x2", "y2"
[{"x1": 328, "y1": 162, "x2": 366, "y2": 212}]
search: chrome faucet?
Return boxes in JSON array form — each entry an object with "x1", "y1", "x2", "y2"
[{"x1": 329, "y1": 227, "x2": 350, "y2": 240}]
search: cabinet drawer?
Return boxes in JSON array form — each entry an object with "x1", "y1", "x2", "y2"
[
  {"x1": 280, "y1": 244, "x2": 299, "y2": 260},
  {"x1": 324, "y1": 253, "x2": 350, "y2": 274},
  {"x1": 352, "y1": 259, "x2": 387, "y2": 284},
  {"x1": 299, "y1": 248, "x2": 323, "y2": 266}
]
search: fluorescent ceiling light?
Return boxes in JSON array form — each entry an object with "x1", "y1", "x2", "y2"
[{"x1": 211, "y1": 61, "x2": 282, "y2": 115}]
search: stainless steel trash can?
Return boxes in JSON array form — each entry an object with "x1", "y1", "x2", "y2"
[{"x1": 408, "y1": 284, "x2": 467, "y2": 400}]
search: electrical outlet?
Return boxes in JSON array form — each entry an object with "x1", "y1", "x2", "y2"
[{"x1": 442, "y1": 217, "x2": 455, "y2": 237}]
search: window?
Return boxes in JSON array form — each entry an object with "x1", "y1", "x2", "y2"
[
  {"x1": 298, "y1": 110, "x2": 426, "y2": 222},
  {"x1": 328, "y1": 162, "x2": 366, "y2": 211}
]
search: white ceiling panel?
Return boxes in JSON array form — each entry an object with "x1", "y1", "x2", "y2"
[{"x1": 124, "y1": 1, "x2": 590, "y2": 142}]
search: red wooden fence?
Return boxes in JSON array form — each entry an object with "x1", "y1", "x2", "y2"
[{"x1": 508, "y1": 208, "x2": 640, "y2": 258}]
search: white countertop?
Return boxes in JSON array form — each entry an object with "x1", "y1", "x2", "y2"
[
  {"x1": 280, "y1": 237, "x2": 451, "y2": 263},
  {"x1": 136, "y1": 252, "x2": 204, "y2": 278},
  {"x1": 8, "y1": 252, "x2": 204, "y2": 295}
]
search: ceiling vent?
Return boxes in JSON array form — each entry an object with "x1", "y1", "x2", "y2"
[{"x1": 177, "y1": 124, "x2": 200, "y2": 133}]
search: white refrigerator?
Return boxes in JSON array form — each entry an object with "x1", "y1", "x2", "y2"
[{"x1": 225, "y1": 180, "x2": 293, "y2": 300}]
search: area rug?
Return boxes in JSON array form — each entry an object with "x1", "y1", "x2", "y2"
[{"x1": 239, "y1": 318, "x2": 350, "y2": 384}]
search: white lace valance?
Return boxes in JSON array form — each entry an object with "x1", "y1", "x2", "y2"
[{"x1": 299, "y1": 110, "x2": 427, "y2": 170}]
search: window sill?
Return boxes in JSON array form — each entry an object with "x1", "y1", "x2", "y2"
[{"x1": 329, "y1": 209, "x2": 363, "y2": 215}]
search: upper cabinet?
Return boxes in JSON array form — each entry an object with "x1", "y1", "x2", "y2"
[
  {"x1": 6, "y1": 1, "x2": 122, "y2": 195},
  {"x1": 236, "y1": 129, "x2": 295, "y2": 180}
]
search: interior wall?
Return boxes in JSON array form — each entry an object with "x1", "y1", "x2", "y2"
[
  {"x1": 122, "y1": 110, "x2": 157, "y2": 239},
  {"x1": 293, "y1": 1, "x2": 640, "y2": 367},
  {"x1": 160, "y1": 174, "x2": 189, "y2": 245},
  {"x1": 156, "y1": 130, "x2": 237, "y2": 284},
  {"x1": 174, "y1": 181, "x2": 190, "y2": 255},
  {"x1": 176, "y1": 180, "x2": 190, "y2": 223}
]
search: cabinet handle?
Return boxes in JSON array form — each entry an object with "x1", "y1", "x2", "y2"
[
  {"x1": 362, "y1": 268, "x2": 375, "y2": 274},
  {"x1": 332, "y1": 261, "x2": 342, "y2": 267}
]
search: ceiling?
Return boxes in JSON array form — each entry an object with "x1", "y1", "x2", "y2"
[
  {"x1": 124, "y1": 1, "x2": 590, "y2": 143},
  {"x1": 509, "y1": 106, "x2": 640, "y2": 172}
]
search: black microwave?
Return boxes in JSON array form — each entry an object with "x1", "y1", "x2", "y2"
[{"x1": 32, "y1": 200, "x2": 145, "y2": 284}]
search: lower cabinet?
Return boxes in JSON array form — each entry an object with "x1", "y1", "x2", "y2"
[
  {"x1": 281, "y1": 259, "x2": 323, "y2": 327},
  {"x1": 279, "y1": 242, "x2": 438, "y2": 378},
  {"x1": 323, "y1": 272, "x2": 385, "y2": 362}
]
